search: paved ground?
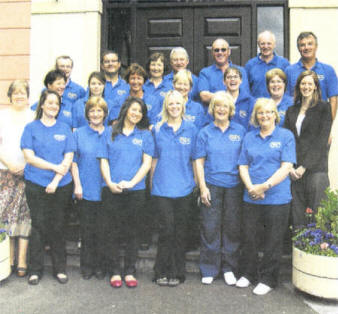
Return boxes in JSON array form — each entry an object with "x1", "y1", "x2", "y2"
[{"x1": 1, "y1": 265, "x2": 337, "y2": 314}]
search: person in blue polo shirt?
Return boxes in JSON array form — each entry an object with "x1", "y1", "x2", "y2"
[
  {"x1": 31, "y1": 70, "x2": 73, "y2": 128},
  {"x1": 101, "y1": 50, "x2": 129, "y2": 104},
  {"x1": 245, "y1": 31, "x2": 289, "y2": 98},
  {"x1": 21, "y1": 90, "x2": 75, "y2": 286},
  {"x1": 237, "y1": 98, "x2": 296, "y2": 296},
  {"x1": 266, "y1": 68, "x2": 293, "y2": 126},
  {"x1": 107, "y1": 63, "x2": 161, "y2": 125},
  {"x1": 71, "y1": 96, "x2": 108, "y2": 281},
  {"x1": 194, "y1": 91, "x2": 245, "y2": 286},
  {"x1": 55, "y1": 55, "x2": 85, "y2": 104},
  {"x1": 144, "y1": 52, "x2": 171, "y2": 103},
  {"x1": 98, "y1": 97, "x2": 154, "y2": 289},
  {"x1": 151, "y1": 90, "x2": 197, "y2": 287},
  {"x1": 285, "y1": 32, "x2": 338, "y2": 120},
  {"x1": 198, "y1": 38, "x2": 249, "y2": 107},
  {"x1": 72, "y1": 71, "x2": 113, "y2": 129}
]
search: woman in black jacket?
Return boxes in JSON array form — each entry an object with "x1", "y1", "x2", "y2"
[{"x1": 284, "y1": 70, "x2": 332, "y2": 227}]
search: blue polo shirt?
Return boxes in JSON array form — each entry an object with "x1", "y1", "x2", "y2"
[
  {"x1": 193, "y1": 121, "x2": 245, "y2": 188},
  {"x1": 21, "y1": 120, "x2": 75, "y2": 187},
  {"x1": 164, "y1": 71, "x2": 200, "y2": 102},
  {"x1": 232, "y1": 91, "x2": 256, "y2": 130},
  {"x1": 31, "y1": 98, "x2": 73, "y2": 129},
  {"x1": 73, "y1": 125, "x2": 106, "y2": 201},
  {"x1": 143, "y1": 79, "x2": 171, "y2": 102},
  {"x1": 285, "y1": 59, "x2": 338, "y2": 101},
  {"x1": 152, "y1": 120, "x2": 197, "y2": 198},
  {"x1": 198, "y1": 62, "x2": 250, "y2": 96},
  {"x1": 276, "y1": 95, "x2": 293, "y2": 127},
  {"x1": 245, "y1": 53, "x2": 289, "y2": 98},
  {"x1": 238, "y1": 126, "x2": 296, "y2": 205},
  {"x1": 104, "y1": 76, "x2": 130, "y2": 103},
  {"x1": 63, "y1": 79, "x2": 86, "y2": 104},
  {"x1": 97, "y1": 126, "x2": 154, "y2": 191}
]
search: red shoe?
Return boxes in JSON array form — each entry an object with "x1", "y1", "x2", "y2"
[
  {"x1": 110, "y1": 276, "x2": 122, "y2": 288},
  {"x1": 125, "y1": 275, "x2": 138, "y2": 288}
]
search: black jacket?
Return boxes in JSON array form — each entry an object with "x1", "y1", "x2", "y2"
[{"x1": 284, "y1": 100, "x2": 332, "y2": 173}]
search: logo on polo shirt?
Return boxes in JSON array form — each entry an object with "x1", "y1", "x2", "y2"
[
  {"x1": 239, "y1": 110, "x2": 247, "y2": 118},
  {"x1": 270, "y1": 141, "x2": 281, "y2": 149},
  {"x1": 67, "y1": 92, "x2": 77, "y2": 99},
  {"x1": 185, "y1": 114, "x2": 196, "y2": 122},
  {"x1": 62, "y1": 110, "x2": 71, "y2": 117},
  {"x1": 229, "y1": 134, "x2": 241, "y2": 141},
  {"x1": 317, "y1": 74, "x2": 324, "y2": 81},
  {"x1": 132, "y1": 138, "x2": 143, "y2": 146},
  {"x1": 279, "y1": 110, "x2": 286, "y2": 117},
  {"x1": 179, "y1": 137, "x2": 191, "y2": 145},
  {"x1": 54, "y1": 134, "x2": 66, "y2": 141},
  {"x1": 117, "y1": 90, "x2": 127, "y2": 96}
]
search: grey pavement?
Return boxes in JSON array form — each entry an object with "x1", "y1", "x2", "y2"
[{"x1": 1, "y1": 265, "x2": 337, "y2": 314}]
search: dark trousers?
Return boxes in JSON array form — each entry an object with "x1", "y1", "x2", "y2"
[
  {"x1": 25, "y1": 181, "x2": 73, "y2": 276},
  {"x1": 291, "y1": 171, "x2": 329, "y2": 227},
  {"x1": 78, "y1": 199, "x2": 105, "y2": 272},
  {"x1": 101, "y1": 187, "x2": 145, "y2": 276},
  {"x1": 240, "y1": 202, "x2": 290, "y2": 288},
  {"x1": 153, "y1": 194, "x2": 192, "y2": 281},
  {"x1": 199, "y1": 184, "x2": 242, "y2": 277}
]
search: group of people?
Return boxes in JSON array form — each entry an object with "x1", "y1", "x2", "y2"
[{"x1": 0, "y1": 30, "x2": 337, "y2": 296}]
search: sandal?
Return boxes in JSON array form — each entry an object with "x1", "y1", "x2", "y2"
[{"x1": 17, "y1": 267, "x2": 27, "y2": 277}]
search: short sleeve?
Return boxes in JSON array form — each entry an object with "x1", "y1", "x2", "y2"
[
  {"x1": 20, "y1": 123, "x2": 33, "y2": 150},
  {"x1": 96, "y1": 128, "x2": 109, "y2": 159},
  {"x1": 281, "y1": 130, "x2": 296, "y2": 164},
  {"x1": 64, "y1": 127, "x2": 76, "y2": 153},
  {"x1": 72, "y1": 129, "x2": 79, "y2": 163},
  {"x1": 198, "y1": 69, "x2": 210, "y2": 93},
  {"x1": 238, "y1": 134, "x2": 250, "y2": 166},
  {"x1": 151, "y1": 126, "x2": 159, "y2": 159},
  {"x1": 143, "y1": 130, "x2": 155, "y2": 157},
  {"x1": 193, "y1": 129, "x2": 207, "y2": 160},
  {"x1": 326, "y1": 66, "x2": 338, "y2": 98}
]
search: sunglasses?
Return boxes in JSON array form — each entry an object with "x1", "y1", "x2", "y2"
[{"x1": 213, "y1": 48, "x2": 227, "y2": 52}]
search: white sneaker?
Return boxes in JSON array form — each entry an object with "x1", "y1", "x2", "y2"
[
  {"x1": 201, "y1": 277, "x2": 213, "y2": 285},
  {"x1": 253, "y1": 283, "x2": 273, "y2": 295},
  {"x1": 235, "y1": 276, "x2": 250, "y2": 288},
  {"x1": 224, "y1": 272, "x2": 237, "y2": 286}
]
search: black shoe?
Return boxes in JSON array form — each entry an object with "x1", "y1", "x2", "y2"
[
  {"x1": 54, "y1": 273, "x2": 68, "y2": 284},
  {"x1": 81, "y1": 270, "x2": 93, "y2": 280},
  {"x1": 28, "y1": 274, "x2": 40, "y2": 285},
  {"x1": 95, "y1": 269, "x2": 105, "y2": 280},
  {"x1": 168, "y1": 278, "x2": 180, "y2": 287}
]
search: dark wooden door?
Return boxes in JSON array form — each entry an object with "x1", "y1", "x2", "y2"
[{"x1": 134, "y1": 5, "x2": 252, "y2": 75}]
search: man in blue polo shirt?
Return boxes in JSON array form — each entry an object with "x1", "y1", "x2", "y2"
[
  {"x1": 55, "y1": 56, "x2": 86, "y2": 104},
  {"x1": 198, "y1": 38, "x2": 249, "y2": 106},
  {"x1": 245, "y1": 31, "x2": 289, "y2": 98},
  {"x1": 285, "y1": 32, "x2": 338, "y2": 119},
  {"x1": 101, "y1": 50, "x2": 129, "y2": 104}
]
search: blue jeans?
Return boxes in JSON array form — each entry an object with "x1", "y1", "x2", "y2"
[{"x1": 199, "y1": 184, "x2": 242, "y2": 277}]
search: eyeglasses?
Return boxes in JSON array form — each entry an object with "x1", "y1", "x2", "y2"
[
  {"x1": 213, "y1": 48, "x2": 227, "y2": 53},
  {"x1": 225, "y1": 75, "x2": 240, "y2": 80}
]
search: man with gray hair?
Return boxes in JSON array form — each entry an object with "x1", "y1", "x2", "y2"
[
  {"x1": 164, "y1": 47, "x2": 199, "y2": 101},
  {"x1": 245, "y1": 30, "x2": 289, "y2": 98}
]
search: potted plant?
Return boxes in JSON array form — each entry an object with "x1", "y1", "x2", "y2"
[
  {"x1": 0, "y1": 224, "x2": 11, "y2": 281},
  {"x1": 292, "y1": 188, "x2": 338, "y2": 300}
]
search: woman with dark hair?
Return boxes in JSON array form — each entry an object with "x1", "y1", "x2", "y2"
[
  {"x1": 98, "y1": 96, "x2": 154, "y2": 288},
  {"x1": 284, "y1": 70, "x2": 332, "y2": 227},
  {"x1": 144, "y1": 52, "x2": 171, "y2": 101},
  {"x1": 0, "y1": 80, "x2": 34, "y2": 277},
  {"x1": 107, "y1": 63, "x2": 161, "y2": 125},
  {"x1": 71, "y1": 96, "x2": 108, "y2": 280},
  {"x1": 31, "y1": 70, "x2": 73, "y2": 128},
  {"x1": 151, "y1": 90, "x2": 197, "y2": 287},
  {"x1": 21, "y1": 90, "x2": 75, "y2": 285}
]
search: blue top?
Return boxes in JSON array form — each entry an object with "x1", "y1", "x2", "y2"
[
  {"x1": 97, "y1": 126, "x2": 154, "y2": 191},
  {"x1": 63, "y1": 79, "x2": 86, "y2": 104},
  {"x1": 193, "y1": 121, "x2": 246, "y2": 188},
  {"x1": 285, "y1": 59, "x2": 338, "y2": 101},
  {"x1": 198, "y1": 62, "x2": 250, "y2": 96},
  {"x1": 238, "y1": 126, "x2": 296, "y2": 205},
  {"x1": 152, "y1": 120, "x2": 197, "y2": 198},
  {"x1": 73, "y1": 125, "x2": 105, "y2": 201},
  {"x1": 103, "y1": 76, "x2": 130, "y2": 103},
  {"x1": 164, "y1": 71, "x2": 200, "y2": 102},
  {"x1": 143, "y1": 79, "x2": 171, "y2": 103},
  {"x1": 245, "y1": 53, "x2": 289, "y2": 98},
  {"x1": 31, "y1": 98, "x2": 73, "y2": 129},
  {"x1": 21, "y1": 120, "x2": 75, "y2": 187}
]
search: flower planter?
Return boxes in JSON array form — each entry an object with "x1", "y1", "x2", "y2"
[
  {"x1": 0, "y1": 235, "x2": 11, "y2": 281},
  {"x1": 292, "y1": 246, "x2": 338, "y2": 300}
]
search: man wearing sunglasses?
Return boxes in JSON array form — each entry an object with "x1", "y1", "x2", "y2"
[{"x1": 198, "y1": 38, "x2": 249, "y2": 106}]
